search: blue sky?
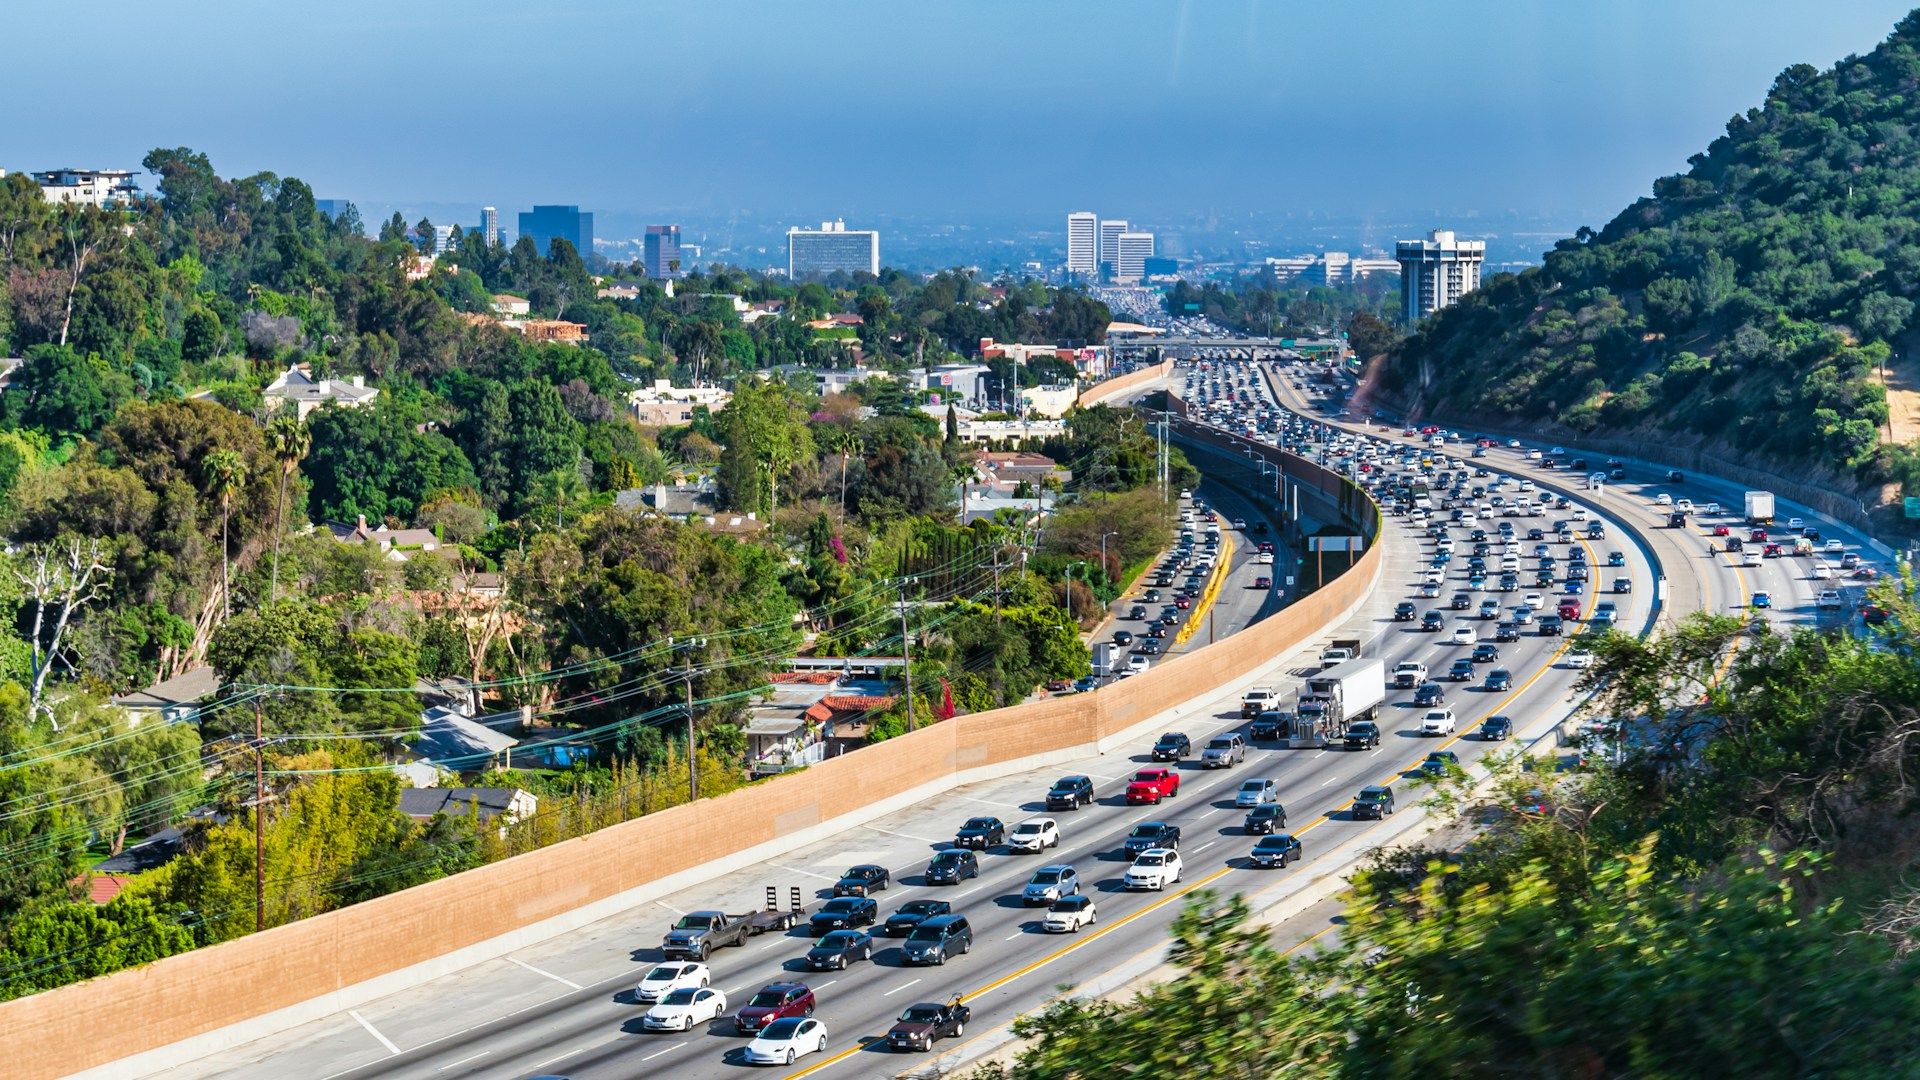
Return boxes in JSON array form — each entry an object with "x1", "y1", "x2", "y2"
[{"x1": 4, "y1": 1, "x2": 1914, "y2": 227}]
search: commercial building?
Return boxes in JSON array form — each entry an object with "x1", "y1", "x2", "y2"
[
  {"x1": 916, "y1": 363, "x2": 993, "y2": 406},
  {"x1": 787, "y1": 219, "x2": 879, "y2": 277},
  {"x1": 315, "y1": 199, "x2": 353, "y2": 222},
  {"x1": 480, "y1": 206, "x2": 500, "y2": 246},
  {"x1": 1318, "y1": 251, "x2": 1399, "y2": 286},
  {"x1": 1066, "y1": 211, "x2": 1098, "y2": 276},
  {"x1": 518, "y1": 205, "x2": 593, "y2": 259},
  {"x1": 644, "y1": 224, "x2": 683, "y2": 279},
  {"x1": 30, "y1": 168, "x2": 140, "y2": 208},
  {"x1": 1113, "y1": 231, "x2": 1155, "y2": 284},
  {"x1": 1396, "y1": 229, "x2": 1485, "y2": 323},
  {"x1": 430, "y1": 224, "x2": 457, "y2": 256},
  {"x1": 1099, "y1": 219, "x2": 1128, "y2": 280}
]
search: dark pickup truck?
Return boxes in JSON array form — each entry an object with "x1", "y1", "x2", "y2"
[{"x1": 887, "y1": 1000, "x2": 972, "y2": 1052}]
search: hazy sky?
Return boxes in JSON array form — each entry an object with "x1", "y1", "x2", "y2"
[{"x1": 5, "y1": 1, "x2": 1914, "y2": 227}]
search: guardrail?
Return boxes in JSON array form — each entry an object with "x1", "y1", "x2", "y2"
[{"x1": 12, "y1": 404, "x2": 1387, "y2": 1080}]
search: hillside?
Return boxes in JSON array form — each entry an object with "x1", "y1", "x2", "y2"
[{"x1": 1379, "y1": 11, "x2": 1920, "y2": 501}]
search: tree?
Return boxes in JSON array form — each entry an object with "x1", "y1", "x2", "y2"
[
  {"x1": 531, "y1": 465, "x2": 588, "y2": 530},
  {"x1": 10, "y1": 344, "x2": 131, "y2": 440},
  {"x1": 52, "y1": 205, "x2": 119, "y2": 348},
  {"x1": 714, "y1": 378, "x2": 814, "y2": 515},
  {"x1": 202, "y1": 450, "x2": 246, "y2": 619},
  {"x1": 305, "y1": 400, "x2": 480, "y2": 524},
  {"x1": 262, "y1": 415, "x2": 311, "y2": 603},
  {"x1": 12, "y1": 539, "x2": 111, "y2": 724}
]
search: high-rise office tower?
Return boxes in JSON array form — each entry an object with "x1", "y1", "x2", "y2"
[
  {"x1": 1066, "y1": 211, "x2": 1098, "y2": 276},
  {"x1": 1113, "y1": 231, "x2": 1155, "y2": 283},
  {"x1": 1099, "y1": 219, "x2": 1128, "y2": 280},
  {"x1": 1395, "y1": 229, "x2": 1485, "y2": 323},
  {"x1": 787, "y1": 219, "x2": 880, "y2": 277},
  {"x1": 480, "y1": 206, "x2": 499, "y2": 246},
  {"x1": 644, "y1": 224, "x2": 684, "y2": 279},
  {"x1": 518, "y1": 205, "x2": 594, "y2": 259}
]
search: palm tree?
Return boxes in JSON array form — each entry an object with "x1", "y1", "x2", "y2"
[
  {"x1": 263, "y1": 415, "x2": 311, "y2": 603},
  {"x1": 830, "y1": 430, "x2": 864, "y2": 513},
  {"x1": 534, "y1": 467, "x2": 589, "y2": 530},
  {"x1": 203, "y1": 450, "x2": 247, "y2": 619}
]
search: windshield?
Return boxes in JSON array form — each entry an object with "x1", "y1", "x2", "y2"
[
  {"x1": 749, "y1": 990, "x2": 786, "y2": 1007},
  {"x1": 907, "y1": 923, "x2": 947, "y2": 941},
  {"x1": 661, "y1": 988, "x2": 700, "y2": 1005},
  {"x1": 671, "y1": 916, "x2": 711, "y2": 930},
  {"x1": 1361, "y1": 789, "x2": 1388, "y2": 801},
  {"x1": 644, "y1": 965, "x2": 682, "y2": 980},
  {"x1": 1207, "y1": 738, "x2": 1233, "y2": 750},
  {"x1": 818, "y1": 931, "x2": 856, "y2": 947},
  {"x1": 931, "y1": 852, "x2": 962, "y2": 865},
  {"x1": 1135, "y1": 853, "x2": 1167, "y2": 865},
  {"x1": 1240, "y1": 781, "x2": 1264, "y2": 791},
  {"x1": 1031, "y1": 870, "x2": 1062, "y2": 884},
  {"x1": 822, "y1": 898, "x2": 859, "y2": 912},
  {"x1": 962, "y1": 818, "x2": 995, "y2": 830},
  {"x1": 1013, "y1": 823, "x2": 1042, "y2": 834},
  {"x1": 901, "y1": 1005, "x2": 944, "y2": 1023},
  {"x1": 1129, "y1": 825, "x2": 1161, "y2": 837},
  {"x1": 898, "y1": 901, "x2": 941, "y2": 916},
  {"x1": 1257, "y1": 837, "x2": 1289, "y2": 849},
  {"x1": 761, "y1": 1017, "x2": 805, "y2": 1039}
]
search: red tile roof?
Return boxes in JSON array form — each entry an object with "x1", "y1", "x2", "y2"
[{"x1": 85, "y1": 874, "x2": 132, "y2": 905}]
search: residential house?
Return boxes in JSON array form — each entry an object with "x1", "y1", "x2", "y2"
[
  {"x1": 328, "y1": 515, "x2": 442, "y2": 561},
  {"x1": 501, "y1": 319, "x2": 588, "y2": 344},
  {"x1": 975, "y1": 451, "x2": 1072, "y2": 488},
  {"x1": 628, "y1": 379, "x2": 732, "y2": 426},
  {"x1": 264, "y1": 364, "x2": 380, "y2": 420},
  {"x1": 113, "y1": 665, "x2": 219, "y2": 726},
  {"x1": 412, "y1": 705, "x2": 521, "y2": 772},
  {"x1": 490, "y1": 294, "x2": 531, "y2": 316},
  {"x1": 399, "y1": 787, "x2": 537, "y2": 826}
]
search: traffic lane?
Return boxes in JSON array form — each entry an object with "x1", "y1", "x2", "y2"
[{"x1": 483, "y1": 526, "x2": 1605, "y2": 1079}]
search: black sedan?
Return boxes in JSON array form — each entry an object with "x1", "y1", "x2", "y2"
[
  {"x1": 954, "y1": 816, "x2": 1004, "y2": 849},
  {"x1": 1249, "y1": 833, "x2": 1302, "y2": 868},
  {"x1": 923, "y1": 849, "x2": 978, "y2": 885},
  {"x1": 1243, "y1": 802, "x2": 1288, "y2": 835},
  {"x1": 808, "y1": 897, "x2": 878, "y2": 933},
  {"x1": 883, "y1": 899, "x2": 952, "y2": 937},
  {"x1": 832, "y1": 864, "x2": 890, "y2": 897},
  {"x1": 1471, "y1": 643, "x2": 1500, "y2": 664},
  {"x1": 805, "y1": 929, "x2": 874, "y2": 970},
  {"x1": 1481, "y1": 715, "x2": 1514, "y2": 740}
]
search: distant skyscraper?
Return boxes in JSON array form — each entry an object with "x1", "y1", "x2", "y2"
[
  {"x1": 1113, "y1": 231, "x2": 1155, "y2": 284},
  {"x1": 644, "y1": 224, "x2": 684, "y2": 279},
  {"x1": 430, "y1": 224, "x2": 457, "y2": 256},
  {"x1": 315, "y1": 198, "x2": 353, "y2": 222},
  {"x1": 1066, "y1": 211, "x2": 1098, "y2": 276},
  {"x1": 787, "y1": 219, "x2": 879, "y2": 277},
  {"x1": 480, "y1": 206, "x2": 500, "y2": 246},
  {"x1": 1098, "y1": 219, "x2": 1128, "y2": 280},
  {"x1": 1395, "y1": 230, "x2": 1485, "y2": 323},
  {"x1": 518, "y1": 205, "x2": 593, "y2": 260}
]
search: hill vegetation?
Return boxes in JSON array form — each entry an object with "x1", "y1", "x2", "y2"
[{"x1": 1381, "y1": 13, "x2": 1920, "y2": 501}]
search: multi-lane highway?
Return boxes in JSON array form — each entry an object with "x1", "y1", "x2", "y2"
[{"x1": 166, "y1": 371, "x2": 1665, "y2": 1080}]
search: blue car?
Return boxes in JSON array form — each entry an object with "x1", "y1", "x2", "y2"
[
  {"x1": 1563, "y1": 579, "x2": 1585, "y2": 595},
  {"x1": 1752, "y1": 591, "x2": 1773, "y2": 609},
  {"x1": 1432, "y1": 552, "x2": 1451, "y2": 566},
  {"x1": 1074, "y1": 676, "x2": 1098, "y2": 693}
]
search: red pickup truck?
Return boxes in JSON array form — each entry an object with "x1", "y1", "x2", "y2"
[{"x1": 1125, "y1": 768, "x2": 1181, "y2": 804}]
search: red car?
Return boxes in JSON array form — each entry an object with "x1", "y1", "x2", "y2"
[
  {"x1": 1763, "y1": 542, "x2": 1782, "y2": 557},
  {"x1": 1125, "y1": 768, "x2": 1181, "y2": 804},
  {"x1": 1557, "y1": 601, "x2": 1581, "y2": 621},
  {"x1": 1749, "y1": 529, "x2": 1768, "y2": 542},
  {"x1": 1175, "y1": 597, "x2": 1192, "y2": 610},
  {"x1": 1711, "y1": 524, "x2": 1730, "y2": 536},
  {"x1": 736, "y1": 982, "x2": 816, "y2": 1034},
  {"x1": 1257, "y1": 541, "x2": 1274, "y2": 553},
  {"x1": 1253, "y1": 576, "x2": 1273, "y2": 589}
]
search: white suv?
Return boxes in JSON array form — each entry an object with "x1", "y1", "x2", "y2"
[
  {"x1": 1122, "y1": 849, "x2": 1183, "y2": 891},
  {"x1": 1420, "y1": 708, "x2": 1457, "y2": 737}
]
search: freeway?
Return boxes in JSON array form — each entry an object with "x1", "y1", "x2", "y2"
[{"x1": 165, "y1": 414, "x2": 1662, "y2": 1080}]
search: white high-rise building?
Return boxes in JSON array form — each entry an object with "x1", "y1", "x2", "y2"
[
  {"x1": 787, "y1": 219, "x2": 880, "y2": 277},
  {"x1": 1113, "y1": 231, "x2": 1155, "y2": 284},
  {"x1": 1098, "y1": 219, "x2": 1128, "y2": 279},
  {"x1": 1395, "y1": 230, "x2": 1486, "y2": 323},
  {"x1": 1066, "y1": 211, "x2": 1098, "y2": 276},
  {"x1": 481, "y1": 206, "x2": 500, "y2": 246}
]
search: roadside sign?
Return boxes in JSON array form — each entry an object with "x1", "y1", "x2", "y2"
[{"x1": 1905, "y1": 496, "x2": 1920, "y2": 519}]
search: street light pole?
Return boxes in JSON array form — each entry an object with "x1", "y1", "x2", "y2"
[
  {"x1": 898, "y1": 582, "x2": 918, "y2": 731},
  {"x1": 252, "y1": 698, "x2": 265, "y2": 934},
  {"x1": 1099, "y1": 531, "x2": 1118, "y2": 586}
]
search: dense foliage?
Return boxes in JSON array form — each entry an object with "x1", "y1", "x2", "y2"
[{"x1": 1386, "y1": 15, "x2": 1920, "y2": 494}]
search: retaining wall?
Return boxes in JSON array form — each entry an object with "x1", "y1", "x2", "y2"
[{"x1": 7, "y1": 386, "x2": 1375, "y2": 1080}]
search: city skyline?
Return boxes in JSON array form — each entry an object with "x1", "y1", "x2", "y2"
[{"x1": 4, "y1": 1, "x2": 1911, "y2": 227}]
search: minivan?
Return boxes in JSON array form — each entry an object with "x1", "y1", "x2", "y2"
[{"x1": 901, "y1": 914, "x2": 973, "y2": 965}]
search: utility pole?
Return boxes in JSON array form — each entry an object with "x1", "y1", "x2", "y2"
[
  {"x1": 252, "y1": 698, "x2": 266, "y2": 934},
  {"x1": 898, "y1": 582, "x2": 918, "y2": 731},
  {"x1": 685, "y1": 668, "x2": 698, "y2": 803}
]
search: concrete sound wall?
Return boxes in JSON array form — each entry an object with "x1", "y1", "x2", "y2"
[
  {"x1": 1077, "y1": 358, "x2": 1172, "y2": 407},
  {"x1": 6, "y1": 414, "x2": 1379, "y2": 1080}
]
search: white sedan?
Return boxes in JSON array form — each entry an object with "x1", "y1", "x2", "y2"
[
  {"x1": 1564, "y1": 650, "x2": 1594, "y2": 670},
  {"x1": 743, "y1": 1016, "x2": 829, "y2": 1066},
  {"x1": 635, "y1": 961, "x2": 710, "y2": 1003},
  {"x1": 1042, "y1": 895, "x2": 1098, "y2": 933},
  {"x1": 1521, "y1": 593, "x2": 1545, "y2": 610},
  {"x1": 642, "y1": 986, "x2": 728, "y2": 1032},
  {"x1": 1813, "y1": 563, "x2": 1835, "y2": 580},
  {"x1": 1122, "y1": 849, "x2": 1184, "y2": 891},
  {"x1": 1450, "y1": 624, "x2": 1478, "y2": 644}
]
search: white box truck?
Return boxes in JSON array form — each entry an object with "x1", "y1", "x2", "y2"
[
  {"x1": 1744, "y1": 490, "x2": 1775, "y2": 526},
  {"x1": 1293, "y1": 657, "x2": 1385, "y2": 748},
  {"x1": 1091, "y1": 643, "x2": 1115, "y2": 678}
]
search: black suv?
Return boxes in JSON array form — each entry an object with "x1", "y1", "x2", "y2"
[
  {"x1": 1343, "y1": 721, "x2": 1381, "y2": 750},
  {"x1": 901, "y1": 914, "x2": 973, "y2": 966},
  {"x1": 1151, "y1": 732, "x2": 1191, "y2": 761},
  {"x1": 1421, "y1": 611, "x2": 1446, "y2": 631},
  {"x1": 1045, "y1": 775, "x2": 1095, "y2": 810},
  {"x1": 1393, "y1": 601, "x2": 1417, "y2": 621},
  {"x1": 1249, "y1": 711, "x2": 1285, "y2": 741},
  {"x1": 1352, "y1": 785, "x2": 1396, "y2": 819},
  {"x1": 954, "y1": 816, "x2": 1004, "y2": 849},
  {"x1": 1243, "y1": 802, "x2": 1288, "y2": 834},
  {"x1": 1481, "y1": 715, "x2": 1513, "y2": 741}
]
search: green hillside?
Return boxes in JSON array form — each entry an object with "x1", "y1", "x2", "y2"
[{"x1": 1380, "y1": 11, "x2": 1920, "y2": 497}]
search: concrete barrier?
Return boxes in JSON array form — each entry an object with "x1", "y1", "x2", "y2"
[
  {"x1": 11, "y1": 416, "x2": 1379, "y2": 1080},
  {"x1": 1077, "y1": 359, "x2": 1171, "y2": 408}
]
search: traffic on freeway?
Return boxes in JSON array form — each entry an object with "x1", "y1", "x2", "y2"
[{"x1": 168, "y1": 363, "x2": 1662, "y2": 1080}]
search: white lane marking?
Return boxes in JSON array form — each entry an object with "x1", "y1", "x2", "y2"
[
  {"x1": 864, "y1": 824, "x2": 941, "y2": 843},
  {"x1": 815, "y1": 979, "x2": 838, "y2": 990},
  {"x1": 726, "y1": 984, "x2": 746, "y2": 994},
  {"x1": 1192, "y1": 808, "x2": 1220, "y2": 821},
  {"x1": 760, "y1": 940, "x2": 783, "y2": 951},
  {"x1": 768, "y1": 864, "x2": 838, "y2": 882},
  {"x1": 437, "y1": 1050, "x2": 489, "y2": 1071},
  {"x1": 1192, "y1": 841, "x2": 1216, "y2": 853},
  {"x1": 530, "y1": 1045, "x2": 589, "y2": 1071},
  {"x1": 1319, "y1": 777, "x2": 1335, "y2": 787},
  {"x1": 507, "y1": 957, "x2": 583, "y2": 990},
  {"x1": 883, "y1": 978, "x2": 923, "y2": 997},
  {"x1": 654, "y1": 899, "x2": 686, "y2": 916},
  {"x1": 349, "y1": 1010, "x2": 400, "y2": 1056},
  {"x1": 1006, "y1": 929, "x2": 1026, "y2": 939},
  {"x1": 954, "y1": 794, "x2": 1015, "y2": 808},
  {"x1": 640, "y1": 1043, "x2": 687, "y2": 1062}
]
